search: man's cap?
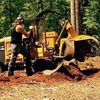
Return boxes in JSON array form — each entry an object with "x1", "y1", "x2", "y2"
[{"x1": 16, "y1": 16, "x2": 24, "y2": 23}]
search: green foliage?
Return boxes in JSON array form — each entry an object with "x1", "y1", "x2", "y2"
[
  {"x1": 80, "y1": 0, "x2": 100, "y2": 56},
  {"x1": 0, "y1": 0, "x2": 70, "y2": 37},
  {"x1": 0, "y1": 0, "x2": 100, "y2": 40},
  {"x1": 0, "y1": 0, "x2": 27, "y2": 37},
  {"x1": 83, "y1": 0, "x2": 100, "y2": 36}
]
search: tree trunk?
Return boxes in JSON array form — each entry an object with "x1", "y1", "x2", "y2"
[
  {"x1": 75, "y1": 0, "x2": 80, "y2": 34},
  {"x1": 70, "y1": 0, "x2": 81, "y2": 34},
  {"x1": 70, "y1": 0, "x2": 76, "y2": 29},
  {"x1": 8, "y1": 0, "x2": 12, "y2": 25}
]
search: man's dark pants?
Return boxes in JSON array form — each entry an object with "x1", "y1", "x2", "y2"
[{"x1": 8, "y1": 43, "x2": 33, "y2": 76}]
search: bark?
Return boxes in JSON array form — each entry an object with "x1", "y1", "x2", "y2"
[
  {"x1": 70, "y1": 0, "x2": 81, "y2": 34},
  {"x1": 75, "y1": 0, "x2": 80, "y2": 34},
  {"x1": 70, "y1": 0, "x2": 76, "y2": 29}
]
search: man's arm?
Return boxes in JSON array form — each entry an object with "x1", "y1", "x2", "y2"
[{"x1": 16, "y1": 25, "x2": 30, "y2": 37}]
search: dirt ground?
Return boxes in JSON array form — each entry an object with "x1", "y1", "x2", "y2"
[{"x1": 0, "y1": 56, "x2": 100, "y2": 100}]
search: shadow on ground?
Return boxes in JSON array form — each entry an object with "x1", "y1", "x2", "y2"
[{"x1": 82, "y1": 68, "x2": 100, "y2": 76}]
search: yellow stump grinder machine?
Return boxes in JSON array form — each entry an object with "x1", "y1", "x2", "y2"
[{"x1": 0, "y1": 10, "x2": 98, "y2": 78}]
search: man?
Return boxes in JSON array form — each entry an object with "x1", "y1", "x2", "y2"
[{"x1": 8, "y1": 16, "x2": 33, "y2": 76}]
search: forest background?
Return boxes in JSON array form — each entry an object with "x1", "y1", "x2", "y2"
[{"x1": 0, "y1": 0, "x2": 100, "y2": 55}]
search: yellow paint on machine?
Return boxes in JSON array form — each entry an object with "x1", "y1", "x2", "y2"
[{"x1": 0, "y1": 36, "x2": 23, "y2": 63}]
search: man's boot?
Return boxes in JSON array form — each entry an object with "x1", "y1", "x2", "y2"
[
  {"x1": 26, "y1": 67, "x2": 33, "y2": 76},
  {"x1": 8, "y1": 67, "x2": 14, "y2": 76}
]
